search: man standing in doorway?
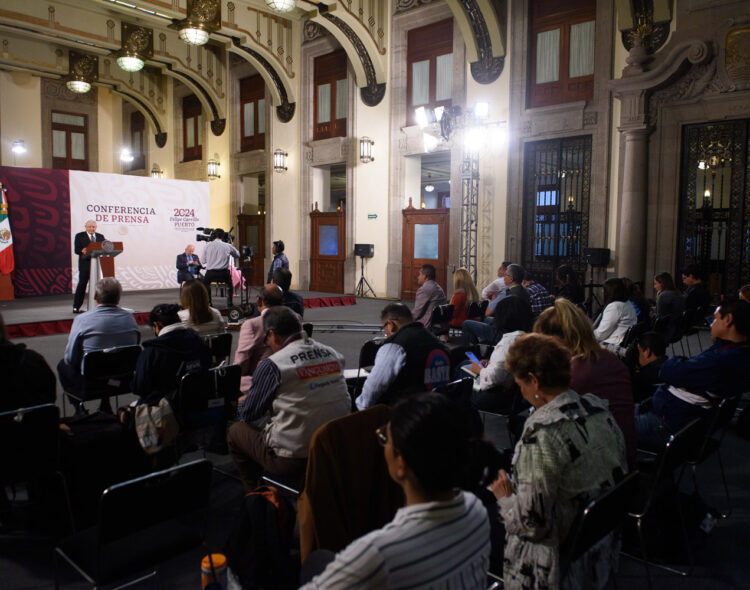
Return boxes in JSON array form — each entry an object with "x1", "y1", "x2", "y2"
[{"x1": 72, "y1": 220, "x2": 105, "y2": 314}]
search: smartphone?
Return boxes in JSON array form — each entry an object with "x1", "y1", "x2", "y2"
[{"x1": 465, "y1": 351, "x2": 481, "y2": 365}]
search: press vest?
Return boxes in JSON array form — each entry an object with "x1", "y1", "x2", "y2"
[
  {"x1": 381, "y1": 322, "x2": 450, "y2": 405},
  {"x1": 263, "y1": 334, "x2": 351, "y2": 458}
]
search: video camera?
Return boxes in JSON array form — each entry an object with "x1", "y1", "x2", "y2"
[{"x1": 196, "y1": 226, "x2": 235, "y2": 243}]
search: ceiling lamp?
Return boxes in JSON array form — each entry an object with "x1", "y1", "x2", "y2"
[
  {"x1": 66, "y1": 51, "x2": 98, "y2": 94},
  {"x1": 265, "y1": 0, "x2": 297, "y2": 13},
  {"x1": 424, "y1": 184, "x2": 435, "y2": 193},
  {"x1": 114, "y1": 23, "x2": 153, "y2": 73},
  {"x1": 172, "y1": 0, "x2": 221, "y2": 46}
]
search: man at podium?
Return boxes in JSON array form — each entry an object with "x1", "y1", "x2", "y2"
[{"x1": 73, "y1": 219, "x2": 105, "y2": 313}]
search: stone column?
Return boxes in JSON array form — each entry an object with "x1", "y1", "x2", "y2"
[{"x1": 616, "y1": 126, "x2": 651, "y2": 283}]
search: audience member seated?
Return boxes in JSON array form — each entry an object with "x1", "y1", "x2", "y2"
[
  {"x1": 227, "y1": 307, "x2": 350, "y2": 491},
  {"x1": 622, "y1": 277, "x2": 650, "y2": 327},
  {"x1": 593, "y1": 277, "x2": 637, "y2": 353},
  {"x1": 0, "y1": 312, "x2": 56, "y2": 412},
  {"x1": 635, "y1": 298, "x2": 750, "y2": 450},
  {"x1": 412, "y1": 264, "x2": 448, "y2": 328},
  {"x1": 535, "y1": 298, "x2": 636, "y2": 465},
  {"x1": 356, "y1": 304, "x2": 450, "y2": 410},
  {"x1": 481, "y1": 261, "x2": 511, "y2": 301},
  {"x1": 131, "y1": 304, "x2": 211, "y2": 406},
  {"x1": 57, "y1": 277, "x2": 140, "y2": 400},
  {"x1": 271, "y1": 267, "x2": 304, "y2": 318},
  {"x1": 629, "y1": 331, "x2": 667, "y2": 403},
  {"x1": 521, "y1": 272, "x2": 552, "y2": 318},
  {"x1": 449, "y1": 267, "x2": 480, "y2": 329},
  {"x1": 300, "y1": 393, "x2": 497, "y2": 589},
  {"x1": 492, "y1": 334, "x2": 627, "y2": 590},
  {"x1": 653, "y1": 271, "x2": 685, "y2": 342},
  {"x1": 552, "y1": 264, "x2": 584, "y2": 305},
  {"x1": 233, "y1": 284, "x2": 284, "y2": 392},
  {"x1": 178, "y1": 279, "x2": 225, "y2": 335},
  {"x1": 466, "y1": 297, "x2": 532, "y2": 412},
  {"x1": 681, "y1": 264, "x2": 711, "y2": 323}
]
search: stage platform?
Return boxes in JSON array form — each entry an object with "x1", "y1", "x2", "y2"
[{"x1": 0, "y1": 288, "x2": 356, "y2": 339}]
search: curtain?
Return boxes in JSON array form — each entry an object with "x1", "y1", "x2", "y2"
[
  {"x1": 435, "y1": 53, "x2": 453, "y2": 102},
  {"x1": 53, "y1": 130, "x2": 66, "y2": 158},
  {"x1": 258, "y1": 99, "x2": 266, "y2": 134},
  {"x1": 243, "y1": 102, "x2": 254, "y2": 137},
  {"x1": 186, "y1": 118, "x2": 195, "y2": 148},
  {"x1": 318, "y1": 83, "x2": 331, "y2": 123},
  {"x1": 569, "y1": 20, "x2": 595, "y2": 78},
  {"x1": 536, "y1": 29, "x2": 560, "y2": 84},
  {"x1": 412, "y1": 60, "x2": 429, "y2": 106},
  {"x1": 336, "y1": 78, "x2": 348, "y2": 119},
  {"x1": 71, "y1": 133, "x2": 85, "y2": 160}
]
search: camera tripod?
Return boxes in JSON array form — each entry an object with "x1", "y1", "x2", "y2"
[
  {"x1": 355, "y1": 255, "x2": 376, "y2": 297},
  {"x1": 583, "y1": 263, "x2": 603, "y2": 319}
]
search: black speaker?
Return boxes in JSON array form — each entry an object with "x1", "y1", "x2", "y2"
[
  {"x1": 354, "y1": 243, "x2": 374, "y2": 258},
  {"x1": 583, "y1": 247, "x2": 610, "y2": 268}
]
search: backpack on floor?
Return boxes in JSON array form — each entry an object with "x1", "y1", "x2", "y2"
[{"x1": 224, "y1": 485, "x2": 296, "y2": 589}]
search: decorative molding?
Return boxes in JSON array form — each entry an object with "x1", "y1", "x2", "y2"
[
  {"x1": 320, "y1": 13, "x2": 385, "y2": 107},
  {"x1": 395, "y1": 0, "x2": 435, "y2": 13},
  {"x1": 583, "y1": 111, "x2": 598, "y2": 126},
  {"x1": 456, "y1": 0, "x2": 505, "y2": 84},
  {"x1": 303, "y1": 20, "x2": 324, "y2": 43}
]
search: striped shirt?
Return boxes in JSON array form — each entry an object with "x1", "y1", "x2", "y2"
[{"x1": 301, "y1": 491, "x2": 490, "y2": 590}]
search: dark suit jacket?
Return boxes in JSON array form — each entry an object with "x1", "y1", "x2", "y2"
[
  {"x1": 176, "y1": 252, "x2": 203, "y2": 283},
  {"x1": 74, "y1": 231, "x2": 105, "y2": 269},
  {"x1": 283, "y1": 290, "x2": 305, "y2": 317}
]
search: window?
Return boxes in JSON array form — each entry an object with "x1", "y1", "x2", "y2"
[
  {"x1": 522, "y1": 135, "x2": 592, "y2": 287},
  {"x1": 314, "y1": 51, "x2": 348, "y2": 140},
  {"x1": 240, "y1": 75, "x2": 266, "y2": 152},
  {"x1": 407, "y1": 19, "x2": 453, "y2": 125},
  {"x1": 129, "y1": 111, "x2": 146, "y2": 171},
  {"x1": 182, "y1": 95, "x2": 203, "y2": 162},
  {"x1": 529, "y1": 0, "x2": 595, "y2": 108},
  {"x1": 51, "y1": 111, "x2": 89, "y2": 170}
]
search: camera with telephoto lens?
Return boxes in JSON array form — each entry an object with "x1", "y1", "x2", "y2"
[{"x1": 196, "y1": 227, "x2": 235, "y2": 243}]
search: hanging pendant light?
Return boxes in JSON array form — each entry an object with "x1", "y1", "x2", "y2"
[
  {"x1": 66, "y1": 51, "x2": 98, "y2": 94},
  {"x1": 172, "y1": 0, "x2": 221, "y2": 46},
  {"x1": 265, "y1": 0, "x2": 297, "y2": 13}
]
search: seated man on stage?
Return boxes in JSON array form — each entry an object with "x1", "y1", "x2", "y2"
[
  {"x1": 234, "y1": 284, "x2": 284, "y2": 392},
  {"x1": 176, "y1": 244, "x2": 203, "y2": 285},
  {"x1": 227, "y1": 307, "x2": 350, "y2": 491},
  {"x1": 356, "y1": 303, "x2": 450, "y2": 410},
  {"x1": 201, "y1": 229, "x2": 239, "y2": 309},
  {"x1": 72, "y1": 219, "x2": 105, "y2": 313},
  {"x1": 272, "y1": 267, "x2": 304, "y2": 317},
  {"x1": 58, "y1": 277, "x2": 141, "y2": 408}
]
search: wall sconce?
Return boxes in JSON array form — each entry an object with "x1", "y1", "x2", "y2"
[
  {"x1": 151, "y1": 163, "x2": 163, "y2": 179},
  {"x1": 360, "y1": 137, "x2": 374, "y2": 164},
  {"x1": 207, "y1": 154, "x2": 221, "y2": 180},
  {"x1": 420, "y1": 201, "x2": 427, "y2": 209},
  {"x1": 273, "y1": 149, "x2": 288, "y2": 173},
  {"x1": 66, "y1": 51, "x2": 98, "y2": 94},
  {"x1": 11, "y1": 140, "x2": 26, "y2": 155},
  {"x1": 172, "y1": 0, "x2": 221, "y2": 46},
  {"x1": 120, "y1": 148, "x2": 134, "y2": 163},
  {"x1": 114, "y1": 23, "x2": 153, "y2": 73}
]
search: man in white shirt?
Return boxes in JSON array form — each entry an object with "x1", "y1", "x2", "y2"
[{"x1": 201, "y1": 229, "x2": 239, "y2": 308}]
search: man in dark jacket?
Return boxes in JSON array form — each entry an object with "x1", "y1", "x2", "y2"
[
  {"x1": 635, "y1": 298, "x2": 750, "y2": 449},
  {"x1": 131, "y1": 304, "x2": 212, "y2": 406},
  {"x1": 356, "y1": 303, "x2": 450, "y2": 409},
  {"x1": 272, "y1": 267, "x2": 304, "y2": 317}
]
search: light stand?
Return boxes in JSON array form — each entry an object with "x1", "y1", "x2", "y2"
[
  {"x1": 355, "y1": 255, "x2": 376, "y2": 298},
  {"x1": 583, "y1": 264, "x2": 603, "y2": 319}
]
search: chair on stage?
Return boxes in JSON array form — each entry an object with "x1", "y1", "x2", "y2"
[
  {"x1": 0, "y1": 404, "x2": 75, "y2": 538},
  {"x1": 53, "y1": 459, "x2": 212, "y2": 589},
  {"x1": 63, "y1": 345, "x2": 142, "y2": 416}
]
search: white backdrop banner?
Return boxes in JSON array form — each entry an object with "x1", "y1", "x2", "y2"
[{"x1": 69, "y1": 171, "x2": 210, "y2": 291}]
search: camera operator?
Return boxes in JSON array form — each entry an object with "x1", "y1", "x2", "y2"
[{"x1": 202, "y1": 229, "x2": 240, "y2": 309}]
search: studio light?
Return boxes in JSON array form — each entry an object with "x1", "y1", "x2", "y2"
[
  {"x1": 120, "y1": 148, "x2": 134, "y2": 163},
  {"x1": 11, "y1": 140, "x2": 26, "y2": 155}
]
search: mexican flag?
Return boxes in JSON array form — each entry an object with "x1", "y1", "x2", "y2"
[{"x1": 0, "y1": 186, "x2": 14, "y2": 275}]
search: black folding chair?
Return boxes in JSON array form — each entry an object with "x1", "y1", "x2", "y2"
[
  {"x1": 429, "y1": 304, "x2": 454, "y2": 338},
  {"x1": 0, "y1": 404, "x2": 75, "y2": 538},
  {"x1": 303, "y1": 323, "x2": 314, "y2": 338},
  {"x1": 681, "y1": 396, "x2": 740, "y2": 517},
  {"x1": 54, "y1": 459, "x2": 212, "y2": 589},
  {"x1": 64, "y1": 345, "x2": 141, "y2": 416},
  {"x1": 560, "y1": 471, "x2": 640, "y2": 585},
  {"x1": 204, "y1": 332, "x2": 233, "y2": 367},
  {"x1": 350, "y1": 338, "x2": 384, "y2": 406},
  {"x1": 627, "y1": 419, "x2": 705, "y2": 588}
]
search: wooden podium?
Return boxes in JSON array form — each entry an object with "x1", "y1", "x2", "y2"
[{"x1": 85, "y1": 241, "x2": 123, "y2": 309}]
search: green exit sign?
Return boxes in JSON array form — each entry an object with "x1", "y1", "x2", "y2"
[{"x1": 367, "y1": 214, "x2": 378, "y2": 219}]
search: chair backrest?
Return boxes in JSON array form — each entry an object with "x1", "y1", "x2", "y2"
[
  {"x1": 81, "y1": 345, "x2": 142, "y2": 396},
  {"x1": 560, "y1": 471, "x2": 640, "y2": 567},
  {"x1": 430, "y1": 304, "x2": 454, "y2": 335},
  {"x1": 204, "y1": 332, "x2": 232, "y2": 365},
  {"x1": 358, "y1": 339, "x2": 383, "y2": 370},
  {"x1": 303, "y1": 323, "x2": 314, "y2": 338},
  {"x1": 212, "y1": 363, "x2": 241, "y2": 404},
  {"x1": 467, "y1": 300, "x2": 483, "y2": 319},
  {"x1": 0, "y1": 404, "x2": 60, "y2": 484},
  {"x1": 689, "y1": 396, "x2": 740, "y2": 463},
  {"x1": 652, "y1": 315, "x2": 671, "y2": 336},
  {"x1": 97, "y1": 459, "x2": 212, "y2": 545}
]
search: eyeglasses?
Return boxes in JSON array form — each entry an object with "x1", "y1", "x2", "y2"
[{"x1": 375, "y1": 423, "x2": 389, "y2": 447}]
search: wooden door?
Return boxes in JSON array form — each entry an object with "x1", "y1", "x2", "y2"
[
  {"x1": 236, "y1": 213, "x2": 266, "y2": 286},
  {"x1": 401, "y1": 202, "x2": 449, "y2": 300},
  {"x1": 310, "y1": 207, "x2": 345, "y2": 293}
]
